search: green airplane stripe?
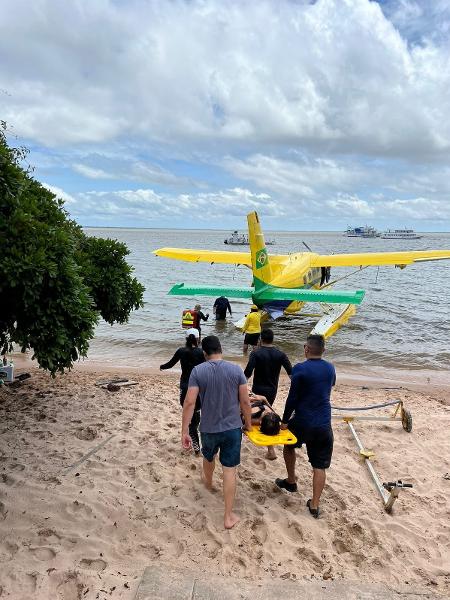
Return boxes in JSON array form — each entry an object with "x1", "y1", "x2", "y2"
[
  {"x1": 256, "y1": 288, "x2": 365, "y2": 305},
  {"x1": 169, "y1": 283, "x2": 365, "y2": 305},
  {"x1": 169, "y1": 283, "x2": 254, "y2": 299}
]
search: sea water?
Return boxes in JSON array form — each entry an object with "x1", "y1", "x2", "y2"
[{"x1": 84, "y1": 228, "x2": 450, "y2": 374}]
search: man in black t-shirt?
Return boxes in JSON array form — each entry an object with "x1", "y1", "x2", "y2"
[
  {"x1": 244, "y1": 329, "x2": 292, "y2": 459},
  {"x1": 213, "y1": 296, "x2": 232, "y2": 320},
  {"x1": 244, "y1": 328, "x2": 292, "y2": 405}
]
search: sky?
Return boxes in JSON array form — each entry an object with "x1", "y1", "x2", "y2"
[{"x1": 1, "y1": 0, "x2": 450, "y2": 231}]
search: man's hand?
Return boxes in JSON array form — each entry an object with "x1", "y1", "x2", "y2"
[
  {"x1": 181, "y1": 432, "x2": 192, "y2": 450},
  {"x1": 280, "y1": 422, "x2": 289, "y2": 430}
]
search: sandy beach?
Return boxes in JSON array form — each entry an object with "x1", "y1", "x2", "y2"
[{"x1": 0, "y1": 364, "x2": 449, "y2": 599}]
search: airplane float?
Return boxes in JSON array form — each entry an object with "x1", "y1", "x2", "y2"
[{"x1": 154, "y1": 212, "x2": 450, "y2": 338}]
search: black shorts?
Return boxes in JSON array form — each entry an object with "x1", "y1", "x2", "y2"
[
  {"x1": 288, "y1": 423, "x2": 333, "y2": 469},
  {"x1": 252, "y1": 386, "x2": 276, "y2": 405},
  {"x1": 244, "y1": 332, "x2": 260, "y2": 346}
]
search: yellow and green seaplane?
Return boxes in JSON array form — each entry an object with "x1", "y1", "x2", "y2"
[{"x1": 154, "y1": 212, "x2": 450, "y2": 338}]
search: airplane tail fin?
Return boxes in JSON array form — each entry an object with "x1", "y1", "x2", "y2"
[{"x1": 248, "y1": 212, "x2": 273, "y2": 290}]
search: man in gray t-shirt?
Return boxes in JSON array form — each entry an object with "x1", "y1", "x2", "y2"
[{"x1": 182, "y1": 335, "x2": 252, "y2": 530}]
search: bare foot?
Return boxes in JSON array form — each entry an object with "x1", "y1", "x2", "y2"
[
  {"x1": 266, "y1": 448, "x2": 277, "y2": 460},
  {"x1": 224, "y1": 512, "x2": 240, "y2": 529}
]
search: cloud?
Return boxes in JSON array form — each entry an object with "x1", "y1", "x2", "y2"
[
  {"x1": 1, "y1": 0, "x2": 450, "y2": 160},
  {"x1": 65, "y1": 186, "x2": 280, "y2": 225},
  {"x1": 42, "y1": 183, "x2": 76, "y2": 205},
  {"x1": 72, "y1": 159, "x2": 187, "y2": 186},
  {"x1": 2, "y1": 1, "x2": 450, "y2": 229},
  {"x1": 73, "y1": 164, "x2": 111, "y2": 179}
]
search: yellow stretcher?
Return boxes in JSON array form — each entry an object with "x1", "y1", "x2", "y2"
[{"x1": 245, "y1": 425, "x2": 297, "y2": 447}]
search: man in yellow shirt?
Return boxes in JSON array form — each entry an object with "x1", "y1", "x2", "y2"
[{"x1": 242, "y1": 305, "x2": 261, "y2": 353}]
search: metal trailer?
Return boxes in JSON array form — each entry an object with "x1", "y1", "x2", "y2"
[{"x1": 331, "y1": 399, "x2": 413, "y2": 513}]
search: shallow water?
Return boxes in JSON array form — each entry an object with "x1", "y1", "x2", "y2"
[{"x1": 84, "y1": 228, "x2": 450, "y2": 372}]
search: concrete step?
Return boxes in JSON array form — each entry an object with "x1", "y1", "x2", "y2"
[{"x1": 135, "y1": 565, "x2": 443, "y2": 600}]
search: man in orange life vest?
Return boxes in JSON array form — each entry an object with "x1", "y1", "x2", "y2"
[{"x1": 182, "y1": 304, "x2": 209, "y2": 339}]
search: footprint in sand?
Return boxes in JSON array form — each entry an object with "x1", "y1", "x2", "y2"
[
  {"x1": 54, "y1": 570, "x2": 85, "y2": 600},
  {"x1": 75, "y1": 426, "x2": 97, "y2": 441},
  {"x1": 0, "y1": 474, "x2": 15, "y2": 486},
  {"x1": 250, "y1": 517, "x2": 268, "y2": 544},
  {"x1": 191, "y1": 512, "x2": 207, "y2": 532},
  {"x1": 332, "y1": 538, "x2": 351, "y2": 554},
  {"x1": 70, "y1": 500, "x2": 93, "y2": 516},
  {"x1": 24, "y1": 572, "x2": 38, "y2": 593},
  {"x1": 38, "y1": 528, "x2": 62, "y2": 543},
  {"x1": 9, "y1": 463, "x2": 25, "y2": 472},
  {"x1": 0, "y1": 541, "x2": 19, "y2": 561},
  {"x1": 29, "y1": 546, "x2": 57, "y2": 561},
  {"x1": 252, "y1": 457, "x2": 267, "y2": 470},
  {"x1": 0, "y1": 501, "x2": 7, "y2": 520},
  {"x1": 79, "y1": 558, "x2": 107, "y2": 571},
  {"x1": 296, "y1": 545, "x2": 324, "y2": 569}
]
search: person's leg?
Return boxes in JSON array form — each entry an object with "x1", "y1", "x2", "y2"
[
  {"x1": 222, "y1": 466, "x2": 239, "y2": 529},
  {"x1": 283, "y1": 445, "x2": 296, "y2": 484},
  {"x1": 219, "y1": 428, "x2": 242, "y2": 529},
  {"x1": 305, "y1": 427, "x2": 333, "y2": 516},
  {"x1": 243, "y1": 343, "x2": 249, "y2": 353},
  {"x1": 200, "y1": 432, "x2": 218, "y2": 490},
  {"x1": 189, "y1": 410, "x2": 201, "y2": 454},
  {"x1": 202, "y1": 457, "x2": 215, "y2": 490},
  {"x1": 266, "y1": 445, "x2": 276, "y2": 460},
  {"x1": 311, "y1": 468, "x2": 326, "y2": 509}
]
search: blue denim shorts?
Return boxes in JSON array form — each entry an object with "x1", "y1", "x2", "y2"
[{"x1": 200, "y1": 428, "x2": 242, "y2": 467}]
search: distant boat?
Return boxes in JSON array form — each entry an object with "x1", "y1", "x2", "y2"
[
  {"x1": 224, "y1": 230, "x2": 275, "y2": 245},
  {"x1": 345, "y1": 226, "x2": 379, "y2": 238},
  {"x1": 380, "y1": 228, "x2": 422, "y2": 240}
]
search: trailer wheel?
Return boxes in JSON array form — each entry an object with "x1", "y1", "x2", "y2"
[{"x1": 401, "y1": 408, "x2": 413, "y2": 433}]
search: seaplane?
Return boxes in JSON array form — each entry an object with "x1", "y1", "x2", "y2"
[{"x1": 154, "y1": 212, "x2": 450, "y2": 338}]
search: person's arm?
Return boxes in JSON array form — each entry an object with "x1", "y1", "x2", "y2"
[
  {"x1": 242, "y1": 314, "x2": 250, "y2": 333},
  {"x1": 282, "y1": 353, "x2": 293, "y2": 377},
  {"x1": 227, "y1": 300, "x2": 232, "y2": 315},
  {"x1": 181, "y1": 386, "x2": 199, "y2": 449},
  {"x1": 239, "y1": 384, "x2": 253, "y2": 431},
  {"x1": 160, "y1": 348, "x2": 181, "y2": 370},
  {"x1": 281, "y1": 373, "x2": 300, "y2": 427},
  {"x1": 243, "y1": 351, "x2": 256, "y2": 379},
  {"x1": 200, "y1": 311, "x2": 209, "y2": 322}
]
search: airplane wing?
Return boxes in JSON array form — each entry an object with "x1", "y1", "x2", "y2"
[
  {"x1": 154, "y1": 248, "x2": 252, "y2": 265},
  {"x1": 309, "y1": 250, "x2": 450, "y2": 268}
]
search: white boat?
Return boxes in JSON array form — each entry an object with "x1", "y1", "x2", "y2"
[
  {"x1": 345, "y1": 226, "x2": 379, "y2": 238},
  {"x1": 224, "y1": 231, "x2": 275, "y2": 245},
  {"x1": 380, "y1": 228, "x2": 422, "y2": 240}
]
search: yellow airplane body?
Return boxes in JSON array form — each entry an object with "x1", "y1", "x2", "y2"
[{"x1": 154, "y1": 212, "x2": 450, "y2": 338}]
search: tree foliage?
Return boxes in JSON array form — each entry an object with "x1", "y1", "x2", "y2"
[{"x1": 0, "y1": 123, "x2": 145, "y2": 374}]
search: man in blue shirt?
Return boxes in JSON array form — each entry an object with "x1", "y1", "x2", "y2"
[{"x1": 275, "y1": 334, "x2": 335, "y2": 519}]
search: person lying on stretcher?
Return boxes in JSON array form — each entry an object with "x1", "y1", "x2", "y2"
[{"x1": 246, "y1": 392, "x2": 281, "y2": 460}]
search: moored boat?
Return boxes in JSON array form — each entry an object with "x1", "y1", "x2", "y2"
[
  {"x1": 345, "y1": 226, "x2": 379, "y2": 238},
  {"x1": 380, "y1": 228, "x2": 422, "y2": 240},
  {"x1": 224, "y1": 231, "x2": 275, "y2": 245}
]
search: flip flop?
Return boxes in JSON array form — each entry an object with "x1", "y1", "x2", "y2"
[{"x1": 306, "y1": 499, "x2": 320, "y2": 519}]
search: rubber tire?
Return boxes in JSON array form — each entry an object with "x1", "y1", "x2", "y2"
[{"x1": 401, "y1": 408, "x2": 413, "y2": 433}]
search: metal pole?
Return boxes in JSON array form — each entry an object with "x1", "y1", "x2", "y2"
[
  {"x1": 332, "y1": 415, "x2": 401, "y2": 423},
  {"x1": 347, "y1": 422, "x2": 390, "y2": 504}
]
